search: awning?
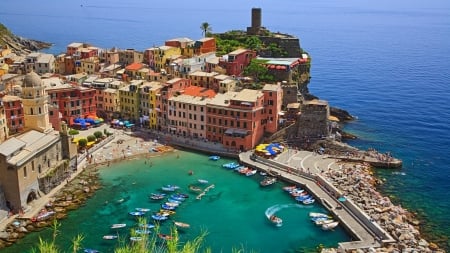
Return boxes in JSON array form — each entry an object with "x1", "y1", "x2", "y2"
[{"x1": 225, "y1": 128, "x2": 248, "y2": 135}]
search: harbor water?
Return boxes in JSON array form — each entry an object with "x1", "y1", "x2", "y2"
[
  {"x1": 1, "y1": 0, "x2": 449, "y2": 250},
  {"x1": 2, "y1": 151, "x2": 350, "y2": 252}
]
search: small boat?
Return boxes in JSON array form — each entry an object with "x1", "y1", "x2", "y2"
[
  {"x1": 164, "y1": 202, "x2": 179, "y2": 207},
  {"x1": 174, "y1": 221, "x2": 190, "y2": 229},
  {"x1": 135, "y1": 229, "x2": 152, "y2": 235},
  {"x1": 159, "y1": 209, "x2": 176, "y2": 216},
  {"x1": 309, "y1": 212, "x2": 330, "y2": 218},
  {"x1": 259, "y1": 171, "x2": 267, "y2": 176},
  {"x1": 198, "y1": 179, "x2": 209, "y2": 184},
  {"x1": 303, "y1": 198, "x2": 315, "y2": 205},
  {"x1": 161, "y1": 203, "x2": 176, "y2": 210},
  {"x1": 245, "y1": 169, "x2": 257, "y2": 176},
  {"x1": 295, "y1": 195, "x2": 311, "y2": 202},
  {"x1": 236, "y1": 166, "x2": 250, "y2": 173},
  {"x1": 158, "y1": 233, "x2": 173, "y2": 240},
  {"x1": 315, "y1": 219, "x2": 335, "y2": 226},
  {"x1": 260, "y1": 177, "x2": 277, "y2": 187},
  {"x1": 189, "y1": 185, "x2": 202, "y2": 192},
  {"x1": 170, "y1": 194, "x2": 187, "y2": 201},
  {"x1": 139, "y1": 223, "x2": 155, "y2": 229},
  {"x1": 34, "y1": 211, "x2": 56, "y2": 222},
  {"x1": 282, "y1": 185, "x2": 297, "y2": 192},
  {"x1": 130, "y1": 236, "x2": 143, "y2": 241},
  {"x1": 269, "y1": 215, "x2": 283, "y2": 227},
  {"x1": 222, "y1": 162, "x2": 240, "y2": 169},
  {"x1": 135, "y1": 207, "x2": 151, "y2": 212},
  {"x1": 161, "y1": 185, "x2": 180, "y2": 192},
  {"x1": 167, "y1": 198, "x2": 182, "y2": 204},
  {"x1": 152, "y1": 214, "x2": 168, "y2": 221},
  {"x1": 322, "y1": 221, "x2": 339, "y2": 230},
  {"x1": 103, "y1": 235, "x2": 118, "y2": 240},
  {"x1": 111, "y1": 223, "x2": 127, "y2": 229},
  {"x1": 129, "y1": 211, "x2": 145, "y2": 216},
  {"x1": 209, "y1": 155, "x2": 220, "y2": 161},
  {"x1": 84, "y1": 249, "x2": 100, "y2": 253},
  {"x1": 149, "y1": 193, "x2": 166, "y2": 200}
]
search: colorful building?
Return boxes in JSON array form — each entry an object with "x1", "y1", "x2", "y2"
[
  {"x1": 119, "y1": 80, "x2": 142, "y2": 122},
  {"x1": 262, "y1": 83, "x2": 283, "y2": 134},
  {"x1": 1, "y1": 95, "x2": 24, "y2": 135},
  {"x1": 187, "y1": 71, "x2": 219, "y2": 89},
  {"x1": 218, "y1": 48, "x2": 256, "y2": 77},
  {"x1": 148, "y1": 81, "x2": 163, "y2": 129},
  {"x1": 144, "y1": 46, "x2": 181, "y2": 72},
  {"x1": 119, "y1": 49, "x2": 143, "y2": 66},
  {"x1": 0, "y1": 97, "x2": 9, "y2": 141}
]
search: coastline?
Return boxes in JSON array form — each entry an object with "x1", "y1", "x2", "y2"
[{"x1": 0, "y1": 126, "x2": 444, "y2": 252}]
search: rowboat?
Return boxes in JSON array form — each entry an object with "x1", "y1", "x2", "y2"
[
  {"x1": 129, "y1": 211, "x2": 146, "y2": 216},
  {"x1": 245, "y1": 169, "x2": 257, "y2": 176},
  {"x1": 260, "y1": 177, "x2": 277, "y2": 186},
  {"x1": 315, "y1": 219, "x2": 335, "y2": 226},
  {"x1": 111, "y1": 223, "x2": 127, "y2": 229},
  {"x1": 135, "y1": 229, "x2": 152, "y2": 235},
  {"x1": 174, "y1": 221, "x2": 190, "y2": 229},
  {"x1": 103, "y1": 235, "x2": 118, "y2": 240},
  {"x1": 303, "y1": 198, "x2": 315, "y2": 205},
  {"x1": 152, "y1": 214, "x2": 169, "y2": 221},
  {"x1": 198, "y1": 179, "x2": 209, "y2": 184},
  {"x1": 158, "y1": 233, "x2": 173, "y2": 240},
  {"x1": 209, "y1": 155, "x2": 220, "y2": 161},
  {"x1": 161, "y1": 185, "x2": 180, "y2": 192},
  {"x1": 139, "y1": 223, "x2": 155, "y2": 229},
  {"x1": 309, "y1": 212, "x2": 330, "y2": 218},
  {"x1": 269, "y1": 215, "x2": 283, "y2": 227},
  {"x1": 84, "y1": 249, "x2": 99, "y2": 253},
  {"x1": 135, "y1": 207, "x2": 151, "y2": 212}
]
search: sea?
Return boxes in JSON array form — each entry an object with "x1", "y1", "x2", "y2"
[{"x1": 1, "y1": 0, "x2": 450, "y2": 251}]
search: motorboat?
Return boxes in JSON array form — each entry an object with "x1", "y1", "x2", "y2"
[
  {"x1": 161, "y1": 185, "x2": 180, "y2": 192},
  {"x1": 269, "y1": 215, "x2": 283, "y2": 227},
  {"x1": 198, "y1": 179, "x2": 209, "y2": 184},
  {"x1": 222, "y1": 162, "x2": 240, "y2": 169},
  {"x1": 303, "y1": 198, "x2": 315, "y2": 205},
  {"x1": 130, "y1": 236, "x2": 143, "y2": 241},
  {"x1": 135, "y1": 229, "x2": 152, "y2": 235},
  {"x1": 322, "y1": 221, "x2": 339, "y2": 230},
  {"x1": 149, "y1": 193, "x2": 166, "y2": 200},
  {"x1": 152, "y1": 214, "x2": 169, "y2": 221},
  {"x1": 245, "y1": 169, "x2": 257, "y2": 176},
  {"x1": 309, "y1": 212, "x2": 330, "y2": 218},
  {"x1": 315, "y1": 219, "x2": 335, "y2": 226},
  {"x1": 209, "y1": 155, "x2": 220, "y2": 161},
  {"x1": 135, "y1": 207, "x2": 151, "y2": 212},
  {"x1": 139, "y1": 223, "x2": 155, "y2": 229},
  {"x1": 129, "y1": 211, "x2": 145, "y2": 216},
  {"x1": 84, "y1": 249, "x2": 100, "y2": 253},
  {"x1": 174, "y1": 221, "x2": 190, "y2": 229}
]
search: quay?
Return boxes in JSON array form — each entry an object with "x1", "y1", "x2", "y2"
[{"x1": 239, "y1": 150, "x2": 396, "y2": 251}]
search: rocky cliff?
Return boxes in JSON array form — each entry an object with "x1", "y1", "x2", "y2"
[{"x1": 0, "y1": 23, "x2": 52, "y2": 54}]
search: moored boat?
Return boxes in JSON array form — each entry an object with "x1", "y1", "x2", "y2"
[
  {"x1": 158, "y1": 233, "x2": 173, "y2": 240},
  {"x1": 139, "y1": 223, "x2": 155, "y2": 229},
  {"x1": 161, "y1": 203, "x2": 176, "y2": 210},
  {"x1": 111, "y1": 223, "x2": 127, "y2": 229},
  {"x1": 130, "y1": 236, "x2": 143, "y2": 241},
  {"x1": 209, "y1": 155, "x2": 220, "y2": 161},
  {"x1": 135, "y1": 229, "x2": 152, "y2": 235},
  {"x1": 303, "y1": 198, "x2": 315, "y2": 205},
  {"x1": 161, "y1": 185, "x2": 180, "y2": 192},
  {"x1": 245, "y1": 169, "x2": 257, "y2": 176},
  {"x1": 322, "y1": 221, "x2": 339, "y2": 230},
  {"x1": 129, "y1": 211, "x2": 146, "y2": 216},
  {"x1": 309, "y1": 212, "x2": 330, "y2": 218},
  {"x1": 222, "y1": 162, "x2": 240, "y2": 169},
  {"x1": 135, "y1": 207, "x2": 151, "y2": 212},
  {"x1": 260, "y1": 177, "x2": 277, "y2": 186},
  {"x1": 152, "y1": 214, "x2": 169, "y2": 221},
  {"x1": 84, "y1": 249, "x2": 100, "y2": 253},
  {"x1": 174, "y1": 221, "x2": 190, "y2": 229},
  {"x1": 198, "y1": 179, "x2": 209, "y2": 184},
  {"x1": 149, "y1": 193, "x2": 166, "y2": 200},
  {"x1": 315, "y1": 219, "x2": 335, "y2": 226},
  {"x1": 103, "y1": 235, "x2": 118, "y2": 240}
]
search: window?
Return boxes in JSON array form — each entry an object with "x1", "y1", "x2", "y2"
[{"x1": 24, "y1": 166, "x2": 27, "y2": 177}]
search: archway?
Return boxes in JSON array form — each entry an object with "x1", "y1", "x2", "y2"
[{"x1": 26, "y1": 190, "x2": 38, "y2": 204}]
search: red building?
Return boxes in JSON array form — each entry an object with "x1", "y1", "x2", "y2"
[
  {"x1": 46, "y1": 83, "x2": 97, "y2": 127},
  {"x1": 218, "y1": 48, "x2": 256, "y2": 77},
  {"x1": 194, "y1": 37, "x2": 216, "y2": 55},
  {"x1": 2, "y1": 95, "x2": 25, "y2": 135}
]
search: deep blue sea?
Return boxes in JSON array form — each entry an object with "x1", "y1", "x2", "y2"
[{"x1": 2, "y1": 0, "x2": 450, "y2": 250}]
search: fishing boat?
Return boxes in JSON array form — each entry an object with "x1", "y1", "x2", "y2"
[
  {"x1": 159, "y1": 209, "x2": 176, "y2": 216},
  {"x1": 209, "y1": 155, "x2": 220, "y2": 161},
  {"x1": 164, "y1": 202, "x2": 179, "y2": 207},
  {"x1": 295, "y1": 195, "x2": 311, "y2": 202},
  {"x1": 149, "y1": 193, "x2": 166, "y2": 200},
  {"x1": 198, "y1": 179, "x2": 209, "y2": 184},
  {"x1": 135, "y1": 207, "x2": 151, "y2": 212},
  {"x1": 161, "y1": 203, "x2": 176, "y2": 210},
  {"x1": 34, "y1": 211, "x2": 56, "y2": 222},
  {"x1": 269, "y1": 215, "x2": 283, "y2": 227},
  {"x1": 170, "y1": 194, "x2": 187, "y2": 201},
  {"x1": 129, "y1": 211, "x2": 145, "y2": 216},
  {"x1": 260, "y1": 177, "x2": 277, "y2": 186},
  {"x1": 167, "y1": 198, "x2": 182, "y2": 204},
  {"x1": 161, "y1": 185, "x2": 180, "y2": 192},
  {"x1": 259, "y1": 171, "x2": 268, "y2": 176},
  {"x1": 174, "y1": 221, "x2": 191, "y2": 229},
  {"x1": 103, "y1": 235, "x2": 118, "y2": 240},
  {"x1": 111, "y1": 223, "x2": 127, "y2": 229},
  {"x1": 322, "y1": 221, "x2": 339, "y2": 230}
]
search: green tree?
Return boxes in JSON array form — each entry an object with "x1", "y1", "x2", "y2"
[
  {"x1": 200, "y1": 22, "x2": 212, "y2": 37},
  {"x1": 243, "y1": 59, "x2": 274, "y2": 83},
  {"x1": 78, "y1": 138, "x2": 87, "y2": 148},
  {"x1": 93, "y1": 131, "x2": 103, "y2": 139},
  {"x1": 68, "y1": 129, "x2": 79, "y2": 136},
  {"x1": 244, "y1": 36, "x2": 262, "y2": 51},
  {"x1": 87, "y1": 135, "x2": 96, "y2": 142}
]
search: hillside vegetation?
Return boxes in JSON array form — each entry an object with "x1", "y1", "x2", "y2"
[{"x1": 0, "y1": 23, "x2": 52, "y2": 54}]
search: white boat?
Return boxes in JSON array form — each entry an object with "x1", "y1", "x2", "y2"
[
  {"x1": 269, "y1": 215, "x2": 283, "y2": 227},
  {"x1": 209, "y1": 155, "x2": 220, "y2": 161},
  {"x1": 130, "y1": 236, "x2": 143, "y2": 241},
  {"x1": 111, "y1": 223, "x2": 127, "y2": 229},
  {"x1": 322, "y1": 221, "x2": 339, "y2": 230},
  {"x1": 260, "y1": 177, "x2": 277, "y2": 186},
  {"x1": 198, "y1": 179, "x2": 209, "y2": 184},
  {"x1": 135, "y1": 207, "x2": 151, "y2": 212},
  {"x1": 174, "y1": 221, "x2": 190, "y2": 229},
  {"x1": 315, "y1": 219, "x2": 335, "y2": 226},
  {"x1": 303, "y1": 198, "x2": 315, "y2": 205},
  {"x1": 135, "y1": 229, "x2": 152, "y2": 234},
  {"x1": 103, "y1": 235, "x2": 118, "y2": 240},
  {"x1": 139, "y1": 223, "x2": 155, "y2": 229},
  {"x1": 309, "y1": 212, "x2": 330, "y2": 218},
  {"x1": 129, "y1": 211, "x2": 145, "y2": 216},
  {"x1": 245, "y1": 169, "x2": 257, "y2": 176}
]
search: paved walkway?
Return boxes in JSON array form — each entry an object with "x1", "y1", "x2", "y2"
[{"x1": 239, "y1": 150, "x2": 385, "y2": 251}]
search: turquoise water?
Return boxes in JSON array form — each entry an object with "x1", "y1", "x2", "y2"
[{"x1": 3, "y1": 151, "x2": 350, "y2": 252}]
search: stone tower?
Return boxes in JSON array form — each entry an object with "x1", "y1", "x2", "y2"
[
  {"x1": 21, "y1": 71, "x2": 53, "y2": 133},
  {"x1": 247, "y1": 8, "x2": 266, "y2": 35}
]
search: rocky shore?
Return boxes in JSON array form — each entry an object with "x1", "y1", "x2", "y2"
[
  {"x1": 322, "y1": 163, "x2": 445, "y2": 253},
  {"x1": 0, "y1": 23, "x2": 52, "y2": 54}
]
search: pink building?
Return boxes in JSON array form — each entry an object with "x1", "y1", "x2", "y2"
[
  {"x1": 218, "y1": 49, "x2": 256, "y2": 77},
  {"x1": 262, "y1": 83, "x2": 283, "y2": 134},
  {"x1": 167, "y1": 86, "x2": 216, "y2": 138},
  {"x1": 2, "y1": 95, "x2": 24, "y2": 135}
]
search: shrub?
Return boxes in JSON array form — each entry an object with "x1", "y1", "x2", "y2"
[
  {"x1": 78, "y1": 138, "x2": 88, "y2": 148},
  {"x1": 93, "y1": 131, "x2": 103, "y2": 139},
  {"x1": 69, "y1": 129, "x2": 79, "y2": 136},
  {"x1": 87, "y1": 135, "x2": 96, "y2": 142}
]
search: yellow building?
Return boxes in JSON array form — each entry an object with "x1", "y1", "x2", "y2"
[
  {"x1": 119, "y1": 80, "x2": 142, "y2": 121},
  {"x1": 146, "y1": 46, "x2": 181, "y2": 72},
  {"x1": 76, "y1": 57, "x2": 100, "y2": 75},
  {"x1": 147, "y1": 81, "x2": 162, "y2": 129}
]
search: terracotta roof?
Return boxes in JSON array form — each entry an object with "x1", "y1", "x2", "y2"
[
  {"x1": 125, "y1": 63, "x2": 143, "y2": 71},
  {"x1": 182, "y1": 86, "x2": 216, "y2": 98}
]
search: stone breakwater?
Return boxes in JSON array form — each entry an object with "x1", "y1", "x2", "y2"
[
  {"x1": 321, "y1": 164, "x2": 444, "y2": 253},
  {"x1": 0, "y1": 168, "x2": 101, "y2": 249}
]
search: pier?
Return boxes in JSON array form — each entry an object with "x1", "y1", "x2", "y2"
[{"x1": 239, "y1": 150, "x2": 395, "y2": 251}]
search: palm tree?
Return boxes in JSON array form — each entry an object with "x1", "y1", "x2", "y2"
[{"x1": 200, "y1": 22, "x2": 212, "y2": 37}]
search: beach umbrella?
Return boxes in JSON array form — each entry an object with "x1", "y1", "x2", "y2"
[{"x1": 338, "y1": 196, "x2": 347, "y2": 202}]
